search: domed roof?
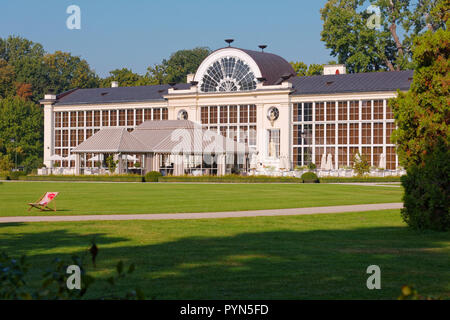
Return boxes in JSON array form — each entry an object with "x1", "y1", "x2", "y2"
[
  {"x1": 193, "y1": 47, "x2": 296, "y2": 92},
  {"x1": 237, "y1": 48, "x2": 296, "y2": 85}
]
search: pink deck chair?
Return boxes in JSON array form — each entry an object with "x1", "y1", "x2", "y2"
[{"x1": 28, "y1": 192, "x2": 59, "y2": 212}]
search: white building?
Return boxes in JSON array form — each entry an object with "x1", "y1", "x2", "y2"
[{"x1": 39, "y1": 45, "x2": 413, "y2": 176}]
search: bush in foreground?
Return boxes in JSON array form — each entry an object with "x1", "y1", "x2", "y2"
[
  {"x1": 301, "y1": 172, "x2": 319, "y2": 183},
  {"x1": 400, "y1": 144, "x2": 449, "y2": 232},
  {"x1": 144, "y1": 171, "x2": 162, "y2": 182}
]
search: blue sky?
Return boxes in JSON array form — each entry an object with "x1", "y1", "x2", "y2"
[{"x1": 0, "y1": 0, "x2": 332, "y2": 77}]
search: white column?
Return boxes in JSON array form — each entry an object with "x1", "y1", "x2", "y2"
[
  {"x1": 75, "y1": 153, "x2": 81, "y2": 175},
  {"x1": 43, "y1": 104, "x2": 54, "y2": 168}
]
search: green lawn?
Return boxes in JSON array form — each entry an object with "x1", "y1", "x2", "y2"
[
  {"x1": 0, "y1": 181, "x2": 402, "y2": 216},
  {"x1": 0, "y1": 210, "x2": 448, "y2": 299}
]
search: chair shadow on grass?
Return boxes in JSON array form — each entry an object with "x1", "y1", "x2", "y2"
[{"x1": 0, "y1": 224, "x2": 449, "y2": 299}]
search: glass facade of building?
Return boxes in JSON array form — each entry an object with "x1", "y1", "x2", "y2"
[
  {"x1": 292, "y1": 99, "x2": 397, "y2": 169},
  {"x1": 53, "y1": 107, "x2": 168, "y2": 167}
]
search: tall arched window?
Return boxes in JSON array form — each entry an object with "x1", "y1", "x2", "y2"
[{"x1": 200, "y1": 57, "x2": 257, "y2": 92}]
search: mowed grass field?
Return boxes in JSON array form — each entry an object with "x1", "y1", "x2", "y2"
[
  {"x1": 0, "y1": 210, "x2": 448, "y2": 299},
  {"x1": 0, "y1": 181, "x2": 402, "y2": 216}
]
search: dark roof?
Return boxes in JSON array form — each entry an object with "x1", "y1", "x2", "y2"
[
  {"x1": 238, "y1": 48, "x2": 296, "y2": 85},
  {"x1": 54, "y1": 83, "x2": 191, "y2": 105},
  {"x1": 290, "y1": 70, "x2": 413, "y2": 95}
]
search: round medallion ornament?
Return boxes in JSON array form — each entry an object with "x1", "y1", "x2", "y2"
[
  {"x1": 177, "y1": 110, "x2": 188, "y2": 120},
  {"x1": 267, "y1": 107, "x2": 279, "y2": 122}
]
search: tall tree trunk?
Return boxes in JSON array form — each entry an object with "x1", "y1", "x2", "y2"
[{"x1": 385, "y1": 58, "x2": 396, "y2": 72}]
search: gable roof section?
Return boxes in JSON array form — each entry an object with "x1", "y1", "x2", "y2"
[
  {"x1": 54, "y1": 83, "x2": 191, "y2": 106},
  {"x1": 290, "y1": 70, "x2": 413, "y2": 95},
  {"x1": 72, "y1": 128, "x2": 148, "y2": 153},
  {"x1": 72, "y1": 120, "x2": 249, "y2": 154}
]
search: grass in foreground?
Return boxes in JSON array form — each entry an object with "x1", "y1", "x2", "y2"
[
  {"x1": 0, "y1": 210, "x2": 448, "y2": 299},
  {"x1": 0, "y1": 181, "x2": 402, "y2": 216}
]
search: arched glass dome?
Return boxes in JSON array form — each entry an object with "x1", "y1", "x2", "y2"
[{"x1": 199, "y1": 57, "x2": 257, "y2": 93}]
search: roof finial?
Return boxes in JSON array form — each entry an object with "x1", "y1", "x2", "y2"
[
  {"x1": 225, "y1": 39, "x2": 234, "y2": 47},
  {"x1": 258, "y1": 45, "x2": 267, "y2": 52}
]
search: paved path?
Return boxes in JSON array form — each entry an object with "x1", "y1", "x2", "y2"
[{"x1": 0, "y1": 203, "x2": 403, "y2": 224}]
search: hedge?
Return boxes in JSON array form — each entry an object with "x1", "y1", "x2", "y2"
[
  {"x1": 319, "y1": 176, "x2": 402, "y2": 183},
  {"x1": 5, "y1": 174, "x2": 402, "y2": 184},
  {"x1": 158, "y1": 175, "x2": 304, "y2": 183},
  {"x1": 18, "y1": 175, "x2": 144, "y2": 182}
]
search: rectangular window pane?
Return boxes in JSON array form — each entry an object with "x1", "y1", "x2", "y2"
[
  {"x1": 338, "y1": 101, "x2": 347, "y2": 121},
  {"x1": 386, "y1": 146, "x2": 396, "y2": 169},
  {"x1": 338, "y1": 147, "x2": 348, "y2": 167},
  {"x1": 55, "y1": 130, "x2": 61, "y2": 147},
  {"x1": 77, "y1": 129, "x2": 84, "y2": 144},
  {"x1": 153, "y1": 108, "x2": 160, "y2": 121},
  {"x1": 127, "y1": 109, "x2": 134, "y2": 126},
  {"x1": 229, "y1": 105, "x2": 238, "y2": 123},
  {"x1": 362, "y1": 123, "x2": 371, "y2": 144},
  {"x1": 62, "y1": 130, "x2": 68, "y2": 147},
  {"x1": 102, "y1": 110, "x2": 109, "y2": 126},
  {"x1": 70, "y1": 112, "x2": 77, "y2": 127},
  {"x1": 201, "y1": 107, "x2": 209, "y2": 124},
  {"x1": 315, "y1": 102, "x2": 325, "y2": 121},
  {"x1": 144, "y1": 109, "x2": 152, "y2": 121},
  {"x1": 220, "y1": 106, "x2": 228, "y2": 124},
  {"x1": 304, "y1": 124, "x2": 312, "y2": 145},
  {"x1": 349, "y1": 123, "x2": 359, "y2": 144},
  {"x1": 326, "y1": 124, "x2": 335, "y2": 145},
  {"x1": 55, "y1": 112, "x2": 61, "y2": 128},
  {"x1": 373, "y1": 123, "x2": 383, "y2": 144},
  {"x1": 386, "y1": 122, "x2": 395, "y2": 144},
  {"x1": 326, "y1": 102, "x2": 335, "y2": 121},
  {"x1": 361, "y1": 100, "x2": 371, "y2": 120},
  {"x1": 70, "y1": 130, "x2": 77, "y2": 147},
  {"x1": 304, "y1": 103, "x2": 313, "y2": 121},
  {"x1": 386, "y1": 104, "x2": 394, "y2": 119},
  {"x1": 110, "y1": 110, "x2": 117, "y2": 126},
  {"x1": 293, "y1": 103, "x2": 302, "y2": 122},
  {"x1": 62, "y1": 112, "x2": 69, "y2": 127},
  {"x1": 94, "y1": 111, "x2": 100, "y2": 127},
  {"x1": 210, "y1": 106, "x2": 218, "y2": 124},
  {"x1": 239, "y1": 105, "x2": 248, "y2": 123},
  {"x1": 293, "y1": 147, "x2": 301, "y2": 167},
  {"x1": 293, "y1": 125, "x2": 301, "y2": 145},
  {"x1": 315, "y1": 124, "x2": 324, "y2": 145},
  {"x1": 119, "y1": 110, "x2": 126, "y2": 126},
  {"x1": 249, "y1": 105, "x2": 256, "y2": 123},
  {"x1": 349, "y1": 101, "x2": 359, "y2": 120},
  {"x1": 373, "y1": 100, "x2": 383, "y2": 120},
  {"x1": 161, "y1": 108, "x2": 168, "y2": 120},
  {"x1": 135, "y1": 109, "x2": 143, "y2": 125},
  {"x1": 86, "y1": 111, "x2": 92, "y2": 127},
  {"x1": 268, "y1": 129, "x2": 280, "y2": 158},
  {"x1": 349, "y1": 147, "x2": 359, "y2": 167},
  {"x1": 77, "y1": 112, "x2": 84, "y2": 127},
  {"x1": 338, "y1": 124, "x2": 348, "y2": 144},
  {"x1": 249, "y1": 125, "x2": 256, "y2": 146},
  {"x1": 373, "y1": 147, "x2": 383, "y2": 168}
]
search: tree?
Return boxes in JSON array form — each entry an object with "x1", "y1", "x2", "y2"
[
  {"x1": 44, "y1": 51, "x2": 100, "y2": 93},
  {"x1": 390, "y1": 1, "x2": 449, "y2": 231},
  {"x1": 146, "y1": 47, "x2": 210, "y2": 84},
  {"x1": 320, "y1": 0, "x2": 443, "y2": 73},
  {"x1": 0, "y1": 59, "x2": 15, "y2": 98},
  {"x1": 100, "y1": 68, "x2": 150, "y2": 87},
  {"x1": 290, "y1": 61, "x2": 324, "y2": 76},
  {"x1": 0, "y1": 97, "x2": 43, "y2": 171}
]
